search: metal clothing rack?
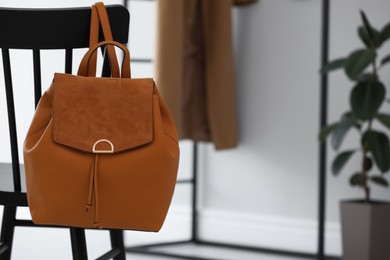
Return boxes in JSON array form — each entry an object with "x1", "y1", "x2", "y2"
[{"x1": 125, "y1": 0, "x2": 339, "y2": 259}]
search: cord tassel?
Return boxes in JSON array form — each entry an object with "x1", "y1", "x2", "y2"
[
  {"x1": 93, "y1": 154, "x2": 102, "y2": 229},
  {"x1": 86, "y1": 155, "x2": 95, "y2": 212},
  {"x1": 86, "y1": 154, "x2": 102, "y2": 229}
]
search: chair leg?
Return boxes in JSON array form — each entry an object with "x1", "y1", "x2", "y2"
[
  {"x1": 69, "y1": 227, "x2": 88, "y2": 260},
  {"x1": 0, "y1": 206, "x2": 17, "y2": 260},
  {"x1": 109, "y1": 230, "x2": 125, "y2": 260}
]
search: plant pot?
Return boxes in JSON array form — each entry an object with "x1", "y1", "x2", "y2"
[{"x1": 340, "y1": 200, "x2": 390, "y2": 260}]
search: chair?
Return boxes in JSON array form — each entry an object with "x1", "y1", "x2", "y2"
[{"x1": 0, "y1": 5, "x2": 129, "y2": 260}]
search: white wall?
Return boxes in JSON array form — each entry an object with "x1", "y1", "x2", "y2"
[
  {"x1": 1, "y1": 0, "x2": 390, "y2": 259},
  {"x1": 199, "y1": 0, "x2": 323, "y2": 252}
]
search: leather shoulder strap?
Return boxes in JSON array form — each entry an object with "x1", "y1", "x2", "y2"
[
  {"x1": 88, "y1": 3, "x2": 120, "y2": 78},
  {"x1": 88, "y1": 5, "x2": 99, "y2": 77}
]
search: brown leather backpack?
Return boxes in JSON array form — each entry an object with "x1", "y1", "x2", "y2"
[{"x1": 23, "y1": 3, "x2": 179, "y2": 231}]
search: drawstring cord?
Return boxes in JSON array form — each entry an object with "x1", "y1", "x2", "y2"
[
  {"x1": 86, "y1": 154, "x2": 103, "y2": 229},
  {"x1": 85, "y1": 156, "x2": 95, "y2": 212}
]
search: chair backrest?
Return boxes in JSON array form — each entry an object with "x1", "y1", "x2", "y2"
[{"x1": 0, "y1": 5, "x2": 130, "y2": 192}]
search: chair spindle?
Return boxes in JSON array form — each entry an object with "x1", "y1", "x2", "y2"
[
  {"x1": 65, "y1": 48, "x2": 73, "y2": 74},
  {"x1": 2, "y1": 48, "x2": 21, "y2": 192}
]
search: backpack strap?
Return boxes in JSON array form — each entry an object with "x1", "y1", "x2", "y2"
[{"x1": 87, "y1": 2, "x2": 120, "y2": 78}]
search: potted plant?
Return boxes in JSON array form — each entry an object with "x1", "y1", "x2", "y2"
[{"x1": 320, "y1": 11, "x2": 390, "y2": 260}]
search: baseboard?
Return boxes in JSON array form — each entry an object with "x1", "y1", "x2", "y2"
[
  {"x1": 124, "y1": 205, "x2": 192, "y2": 246},
  {"x1": 199, "y1": 208, "x2": 341, "y2": 256},
  {"x1": 126, "y1": 205, "x2": 342, "y2": 256}
]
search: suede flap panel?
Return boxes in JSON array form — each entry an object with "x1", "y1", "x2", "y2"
[{"x1": 53, "y1": 73, "x2": 154, "y2": 153}]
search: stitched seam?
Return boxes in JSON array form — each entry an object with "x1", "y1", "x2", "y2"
[
  {"x1": 164, "y1": 132, "x2": 178, "y2": 143},
  {"x1": 26, "y1": 124, "x2": 50, "y2": 139}
]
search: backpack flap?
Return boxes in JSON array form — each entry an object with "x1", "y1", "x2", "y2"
[{"x1": 52, "y1": 73, "x2": 154, "y2": 153}]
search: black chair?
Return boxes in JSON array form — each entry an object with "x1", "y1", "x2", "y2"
[{"x1": 0, "y1": 5, "x2": 129, "y2": 260}]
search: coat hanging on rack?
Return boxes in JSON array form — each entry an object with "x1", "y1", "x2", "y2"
[
  {"x1": 155, "y1": 0, "x2": 251, "y2": 150},
  {"x1": 234, "y1": 0, "x2": 257, "y2": 5}
]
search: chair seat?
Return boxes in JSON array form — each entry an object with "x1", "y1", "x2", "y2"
[{"x1": 0, "y1": 163, "x2": 28, "y2": 207}]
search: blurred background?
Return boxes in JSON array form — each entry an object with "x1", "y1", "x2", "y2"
[{"x1": 0, "y1": 0, "x2": 390, "y2": 259}]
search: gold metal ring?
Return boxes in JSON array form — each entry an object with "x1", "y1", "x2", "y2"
[{"x1": 92, "y1": 139, "x2": 114, "y2": 153}]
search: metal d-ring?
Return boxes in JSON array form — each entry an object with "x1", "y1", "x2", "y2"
[{"x1": 92, "y1": 139, "x2": 114, "y2": 153}]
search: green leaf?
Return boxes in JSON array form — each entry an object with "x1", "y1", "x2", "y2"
[
  {"x1": 358, "y1": 26, "x2": 381, "y2": 48},
  {"x1": 380, "y1": 22, "x2": 390, "y2": 43},
  {"x1": 358, "y1": 26, "x2": 371, "y2": 47},
  {"x1": 331, "y1": 112, "x2": 357, "y2": 150},
  {"x1": 332, "y1": 150, "x2": 355, "y2": 176},
  {"x1": 350, "y1": 172, "x2": 364, "y2": 186},
  {"x1": 319, "y1": 123, "x2": 339, "y2": 143},
  {"x1": 381, "y1": 54, "x2": 390, "y2": 66},
  {"x1": 376, "y1": 113, "x2": 390, "y2": 129},
  {"x1": 320, "y1": 58, "x2": 346, "y2": 74},
  {"x1": 370, "y1": 175, "x2": 389, "y2": 187},
  {"x1": 350, "y1": 81, "x2": 385, "y2": 120},
  {"x1": 344, "y1": 49, "x2": 376, "y2": 80},
  {"x1": 360, "y1": 11, "x2": 376, "y2": 45},
  {"x1": 363, "y1": 131, "x2": 390, "y2": 172}
]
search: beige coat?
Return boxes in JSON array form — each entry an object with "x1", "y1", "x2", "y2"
[
  {"x1": 155, "y1": 0, "x2": 256, "y2": 150},
  {"x1": 234, "y1": 0, "x2": 257, "y2": 5}
]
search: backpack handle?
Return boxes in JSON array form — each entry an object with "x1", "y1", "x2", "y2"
[{"x1": 78, "y1": 40, "x2": 131, "y2": 78}]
